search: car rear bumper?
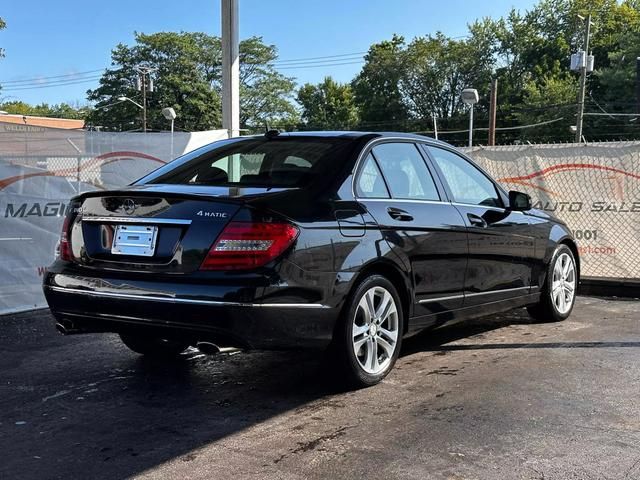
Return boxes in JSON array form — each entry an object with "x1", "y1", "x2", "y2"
[{"x1": 43, "y1": 271, "x2": 339, "y2": 350}]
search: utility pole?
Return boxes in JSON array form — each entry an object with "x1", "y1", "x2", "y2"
[
  {"x1": 135, "y1": 65, "x2": 157, "y2": 133},
  {"x1": 222, "y1": 0, "x2": 240, "y2": 138},
  {"x1": 575, "y1": 14, "x2": 592, "y2": 143},
  {"x1": 488, "y1": 78, "x2": 498, "y2": 146}
]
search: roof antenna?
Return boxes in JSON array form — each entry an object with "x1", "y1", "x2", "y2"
[{"x1": 264, "y1": 121, "x2": 280, "y2": 139}]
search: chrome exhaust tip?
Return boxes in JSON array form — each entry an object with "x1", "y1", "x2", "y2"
[
  {"x1": 55, "y1": 321, "x2": 82, "y2": 335},
  {"x1": 196, "y1": 342, "x2": 221, "y2": 355},
  {"x1": 55, "y1": 322, "x2": 69, "y2": 335}
]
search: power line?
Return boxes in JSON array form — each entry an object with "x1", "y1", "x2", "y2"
[
  {"x1": 2, "y1": 76, "x2": 103, "y2": 91},
  {"x1": 271, "y1": 51, "x2": 366, "y2": 64},
  {"x1": 0, "y1": 69, "x2": 106, "y2": 85},
  {"x1": 425, "y1": 117, "x2": 566, "y2": 135},
  {"x1": 270, "y1": 56, "x2": 364, "y2": 67},
  {"x1": 277, "y1": 60, "x2": 364, "y2": 70},
  {"x1": 0, "y1": 51, "x2": 368, "y2": 85}
]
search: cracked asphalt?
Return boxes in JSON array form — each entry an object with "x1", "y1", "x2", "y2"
[{"x1": 1, "y1": 296, "x2": 639, "y2": 480}]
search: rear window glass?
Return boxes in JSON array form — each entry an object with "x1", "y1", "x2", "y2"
[{"x1": 144, "y1": 137, "x2": 354, "y2": 188}]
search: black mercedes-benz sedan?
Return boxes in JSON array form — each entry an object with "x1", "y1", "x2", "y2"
[{"x1": 44, "y1": 131, "x2": 579, "y2": 387}]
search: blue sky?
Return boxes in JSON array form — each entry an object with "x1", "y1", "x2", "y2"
[{"x1": 0, "y1": 0, "x2": 536, "y2": 106}]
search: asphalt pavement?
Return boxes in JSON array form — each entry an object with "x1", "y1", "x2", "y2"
[{"x1": 1, "y1": 296, "x2": 639, "y2": 480}]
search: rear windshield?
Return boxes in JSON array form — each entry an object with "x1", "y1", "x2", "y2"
[{"x1": 143, "y1": 137, "x2": 355, "y2": 188}]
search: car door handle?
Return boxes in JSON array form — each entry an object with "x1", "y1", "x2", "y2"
[
  {"x1": 387, "y1": 207, "x2": 414, "y2": 222},
  {"x1": 467, "y1": 213, "x2": 488, "y2": 228}
]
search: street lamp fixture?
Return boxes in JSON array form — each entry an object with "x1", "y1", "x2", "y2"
[
  {"x1": 162, "y1": 107, "x2": 177, "y2": 159},
  {"x1": 117, "y1": 96, "x2": 144, "y2": 109},
  {"x1": 461, "y1": 88, "x2": 479, "y2": 147}
]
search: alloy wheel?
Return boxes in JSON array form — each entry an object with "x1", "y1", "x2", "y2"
[
  {"x1": 551, "y1": 252, "x2": 576, "y2": 314},
  {"x1": 352, "y1": 286, "x2": 399, "y2": 374}
]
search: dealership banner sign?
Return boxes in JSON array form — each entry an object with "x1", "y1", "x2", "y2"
[
  {"x1": 1, "y1": 134, "x2": 638, "y2": 315},
  {"x1": 465, "y1": 142, "x2": 640, "y2": 281},
  {"x1": 0, "y1": 126, "x2": 227, "y2": 314}
]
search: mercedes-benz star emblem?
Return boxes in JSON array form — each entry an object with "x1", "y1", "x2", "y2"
[{"x1": 122, "y1": 199, "x2": 137, "y2": 215}]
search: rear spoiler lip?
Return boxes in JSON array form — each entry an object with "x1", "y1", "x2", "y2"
[{"x1": 74, "y1": 185, "x2": 300, "y2": 204}]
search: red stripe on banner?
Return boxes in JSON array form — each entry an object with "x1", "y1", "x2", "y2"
[
  {"x1": 501, "y1": 179, "x2": 558, "y2": 195},
  {"x1": 0, "y1": 171, "x2": 54, "y2": 190},
  {"x1": 498, "y1": 163, "x2": 640, "y2": 183},
  {"x1": 0, "y1": 151, "x2": 165, "y2": 190}
]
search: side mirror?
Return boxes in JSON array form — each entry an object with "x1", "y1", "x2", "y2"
[{"x1": 508, "y1": 190, "x2": 532, "y2": 211}]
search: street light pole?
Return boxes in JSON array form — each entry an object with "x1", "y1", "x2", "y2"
[
  {"x1": 575, "y1": 14, "x2": 592, "y2": 143},
  {"x1": 461, "y1": 88, "x2": 480, "y2": 148},
  {"x1": 162, "y1": 107, "x2": 177, "y2": 159},
  {"x1": 468, "y1": 104, "x2": 474, "y2": 148},
  {"x1": 432, "y1": 113, "x2": 438, "y2": 140},
  {"x1": 170, "y1": 118, "x2": 174, "y2": 158}
]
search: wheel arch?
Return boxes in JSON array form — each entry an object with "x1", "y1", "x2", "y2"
[
  {"x1": 559, "y1": 237, "x2": 581, "y2": 282},
  {"x1": 347, "y1": 259, "x2": 413, "y2": 334}
]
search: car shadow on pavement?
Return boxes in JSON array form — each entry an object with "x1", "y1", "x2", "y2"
[
  {"x1": 0, "y1": 310, "x2": 351, "y2": 480},
  {"x1": 423, "y1": 341, "x2": 640, "y2": 351},
  {"x1": 401, "y1": 308, "x2": 537, "y2": 357},
  {"x1": 401, "y1": 307, "x2": 640, "y2": 355}
]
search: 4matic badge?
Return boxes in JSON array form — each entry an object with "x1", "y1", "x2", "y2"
[{"x1": 196, "y1": 210, "x2": 228, "y2": 218}]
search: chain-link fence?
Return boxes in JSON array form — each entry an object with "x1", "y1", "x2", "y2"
[
  {"x1": 1, "y1": 126, "x2": 639, "y2": 313},
  {"x1": 465, "y1": 141, "x2": 640, "y2": 280}
]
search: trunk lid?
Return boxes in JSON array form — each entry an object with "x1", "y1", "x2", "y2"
[{"x1": 69, "y1": 185, "x2": 295, "y2": 273}]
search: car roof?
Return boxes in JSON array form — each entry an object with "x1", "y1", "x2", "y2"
[{"x1": 248, "y1": 130, "x2": 453, "y2": 148}]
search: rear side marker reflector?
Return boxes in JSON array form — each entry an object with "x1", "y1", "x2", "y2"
[{"x1": 200, "y1": 221, "x2": 299, "y2": 270}]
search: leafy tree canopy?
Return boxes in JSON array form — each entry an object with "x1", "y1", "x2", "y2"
[
  {"x1": 297, "y1": 76, "x2": 359, "y2": 130},
  {"x1": 0, "y1": 100, "x2": 87, "y2": 119},
  {"x1": 86, "y1": 32, "x2": 298, "y2": 131},
  {"x1": 352, "y1": 34, "x2": 409, "y2": 130}
]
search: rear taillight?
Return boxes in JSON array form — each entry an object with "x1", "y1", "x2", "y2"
[
  {"x1": 200, "y1": 221, "x2": 299, "y2": 270},
  {"x1": 58, "y1": 215, "x2": 73, "y2": 261}
]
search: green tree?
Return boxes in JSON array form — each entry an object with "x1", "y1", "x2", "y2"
[
  {"x1": 514, "y1": 73, "x2": 578, "y2": 142},
  {"x1": 86, "y1": 32, "x2": 297, "y2": 131},
  {"x1": 352, "y1": 35, "x2": 409, "y2": 130},
  {"x1": 478, "y1": 0, "x2": 640, "y2": 141},
  {"x1": 0, "y1": 100, "x2": 87, "y2": 119},
  {"x1": 297, "y1": 76, "x2": 359, "y2": 129},
  {"x1": 401, "y1": 31, "x2": 495, "y2": 129}
]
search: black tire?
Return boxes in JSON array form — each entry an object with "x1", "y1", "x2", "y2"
[
  {"x1": 527, "y1": 244, "x2": 577, "y2": 322},
  {"x1": 119, "y1": 333, "x2": 189, "y2": 357},
  {"x1": 332, "y1": 275, "x2": 404, "y2": 388}
]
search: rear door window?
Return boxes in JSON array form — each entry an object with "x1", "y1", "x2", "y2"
[{"x1": 372, "y1": 142, "x2": 440, "y2": 201}]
